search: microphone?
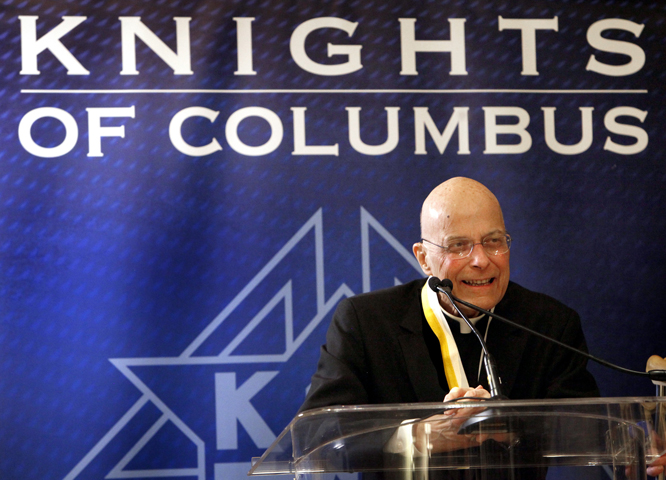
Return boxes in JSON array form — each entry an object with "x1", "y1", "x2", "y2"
[
  {"x1": 427, "y1": 277, "x2": 504, "y2": 399},
  {"x1": 428, "y1": 277, "x2": 666, "y2": 384},
  {"x1": 427, "y1": 276, "x2": 666, "y2": 435}
]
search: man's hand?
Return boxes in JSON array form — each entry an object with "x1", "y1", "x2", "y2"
[
  {"x1": 444, "y1": 385, "x2": 490, "y2": 402},
  {"x1": 413, "y1": 386, "x2": 495, "y2": 453},
  {"x1": 647, "y1": 429, "x2": 666, "y2": 477},
  {"x1": 647, "y1": 456, "x2": 665, "y2": 477}
]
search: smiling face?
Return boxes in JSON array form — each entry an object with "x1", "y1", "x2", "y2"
[{"x1": 413, "y1": 177, "x2": 510, "y2": 317}]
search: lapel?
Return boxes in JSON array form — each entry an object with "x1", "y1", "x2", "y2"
[
  {"x1": 485, "y1": 283, "x2": 530, "y2": 396},
  {"x1": 392, "y1": 280, "x2": 530, "y2": 401},
  {"x1": 397, "y1": 282, "x2": 447, "y2": 402}
]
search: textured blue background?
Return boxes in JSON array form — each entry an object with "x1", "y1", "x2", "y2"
[{"x1": 1, "y1": 1, "x2": 665, "y2": 479}]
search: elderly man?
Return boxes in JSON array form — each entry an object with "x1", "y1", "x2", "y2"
[{"x1": 299, "y1": 177, "x2": 665, "y2": 475}]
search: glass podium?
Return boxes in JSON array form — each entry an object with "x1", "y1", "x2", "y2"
[{"x1": 249, "y1": 397, "x2": 666, "y2": 479}]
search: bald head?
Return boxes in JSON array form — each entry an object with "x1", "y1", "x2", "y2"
[
  {"x1": 420, "y1": 177, "x2": 504, "y2": 241},
  {"x1": 414, "y1": 177, "x2": 510, "y2": 316}
]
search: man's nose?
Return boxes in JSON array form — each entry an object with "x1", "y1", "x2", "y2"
[{"x1": 468, "y1": 243, "x2": 491, "y2": 267}]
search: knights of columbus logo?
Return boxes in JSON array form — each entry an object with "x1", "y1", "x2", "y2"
[{"x1": 63, "y1": 208, "x2": 423, "y2": 480}]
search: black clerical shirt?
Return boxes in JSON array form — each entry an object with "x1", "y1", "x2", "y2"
[{"x1": 423, "y1": 312, "x2": 490, "y2": 392}]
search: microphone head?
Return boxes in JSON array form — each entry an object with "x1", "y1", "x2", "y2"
[
  {"x1": 427, "y1": 276, "x2": 442, "y2": 292},
  {"x1": 428, "y1": 276, "x2": 453, "y2": 293}
]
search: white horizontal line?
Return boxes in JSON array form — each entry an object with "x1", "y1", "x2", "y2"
[
  {"x1": 111, "y1": 356, "x2": 287, "y2": 365},
  {"x1": 20, "y1": 88, "x2": 648, "y2": 94}
]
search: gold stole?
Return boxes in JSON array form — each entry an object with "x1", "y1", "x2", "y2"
[{"x1": 420, "y1": 279, "x2": 469, "y2": 390}]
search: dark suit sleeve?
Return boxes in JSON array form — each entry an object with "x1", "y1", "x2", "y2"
[{"x1": 299, "y1": 297, "x2": 370, "y2": 412}]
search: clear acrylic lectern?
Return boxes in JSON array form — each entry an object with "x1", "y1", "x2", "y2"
[{"x1": 249, "y1": 397, "x2": 666, "y2": 480}]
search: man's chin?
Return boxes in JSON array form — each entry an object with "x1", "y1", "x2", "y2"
[
  {"x1": 448, "y1": 298, "x2": 485, "y2": 318},
  {"x1": 457, "y1": 296, "x2": 494, "y2": 316},
  {"x1": 440, "y1": 292, "x2": 495, "y2": 317},
  {"x1": 460, "y1": 306, "x2": 484, "y2": 318}
]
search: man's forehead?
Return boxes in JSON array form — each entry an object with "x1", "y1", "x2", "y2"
[
  {"x1": 422, "y1": 197, "x2": 504, "y2": 237},
  {"x1": 420, "y1": 177, "x2": 505, "y2": 234},
  {"x1": 425, "y1": 196, "x2": 502, "y2": 222},
  {"x1": 435, "y1": 215, "x2": 505, "y2": 237},
  {"x1": 425, "y1": 203, "x2": 450, "y2": 221},
  {"x1": 441, "y1": 228, "x2": 505, "y2": 241}
]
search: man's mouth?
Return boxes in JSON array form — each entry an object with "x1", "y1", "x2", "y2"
[{"x1": 462, "y1": 278, "x2": 495, "y2": 286}]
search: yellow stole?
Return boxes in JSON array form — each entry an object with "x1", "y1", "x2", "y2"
[{"x1": 420, "y1": 279, "x2": 469, "y2": 390}]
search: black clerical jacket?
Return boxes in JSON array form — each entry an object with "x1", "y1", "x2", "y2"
[{"x1": 301, "y1": 279, "x2": 599, "y2": 412}]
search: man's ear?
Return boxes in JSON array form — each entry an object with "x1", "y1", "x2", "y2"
[{"x1": 412, "y1": 243, "x2": 432, "y2": 276}]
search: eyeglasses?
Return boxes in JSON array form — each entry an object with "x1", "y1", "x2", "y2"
[{"x1": 421, "y1": 234, "x2": 512, "y2": 258}]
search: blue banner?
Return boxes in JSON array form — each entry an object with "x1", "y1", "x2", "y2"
[{"x1": 1, "y1": 1, "x2": 665, "y2": 479}]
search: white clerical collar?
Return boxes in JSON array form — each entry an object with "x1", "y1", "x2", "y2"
[{"x1": 441, "y1": 307, "x2": 490, "y2": 334}]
